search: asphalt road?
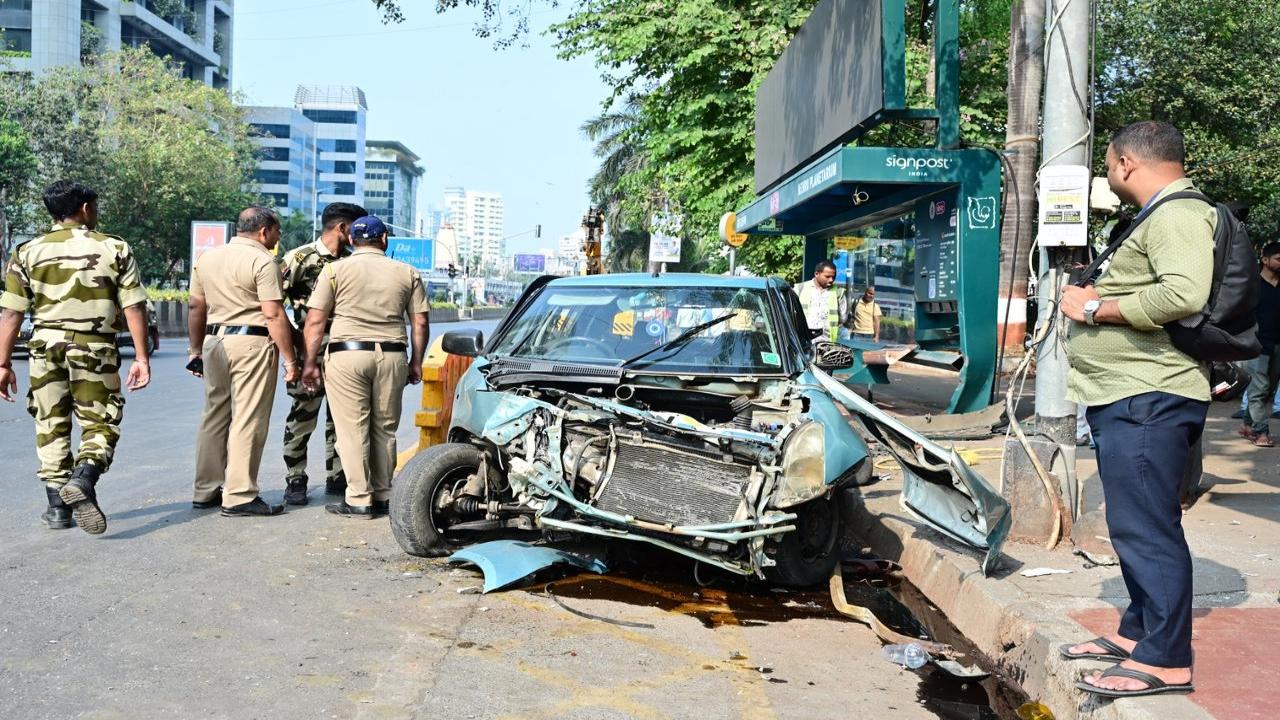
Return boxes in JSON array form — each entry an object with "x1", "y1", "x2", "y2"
[{"x1": 0, "y1": 319, "x2": 967, "y2": 720}]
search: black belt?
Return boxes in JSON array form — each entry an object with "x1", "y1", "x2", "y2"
[
  {"x1": 327, "y1": 341, "x2": 406, "y2": 353},
  {"x1": 209, "y1": 324, "x2": 269, "y2": 337}
]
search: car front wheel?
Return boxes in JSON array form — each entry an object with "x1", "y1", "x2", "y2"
[
  {"x1": 390, "y1": 443, "x2": 488, "y2": 558},
  {"x1": 762, "y1": 493, "x2": 842, "y2": 587}
]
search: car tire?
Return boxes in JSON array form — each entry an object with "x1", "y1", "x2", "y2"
[
  {"x1": 390, "y1": 443, "x2": 484, "y2": 558},
  {"x1": 763, "y1": 493, "x2": 842, "y2": 587},
  {"x1": 147, "y1": 328, "x2": 159, "y2": 355}
]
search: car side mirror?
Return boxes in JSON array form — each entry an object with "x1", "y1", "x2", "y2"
[
  {"x1": 442, "y1": 329, "x2": 484, "y2": 357},
  {"x1": 813, "y1": 341, "x2": 854, "y2": 370}
]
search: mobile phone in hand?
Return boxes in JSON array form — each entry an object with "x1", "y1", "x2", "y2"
[{"x1": 186, "y1": 357, "x2": 204, "y2": 375}]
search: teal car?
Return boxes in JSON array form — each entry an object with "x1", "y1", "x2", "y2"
[{"x1": 391, "y1": 274, "x2": 1009, "y2": 584}]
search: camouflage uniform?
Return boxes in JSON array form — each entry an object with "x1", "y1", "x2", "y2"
[
  {"x1": 0, "y1": 222, "x2": 147, "y2": 487},
  {"x1": 280, "y1": 239, "x2": 346, "y2": 490}
]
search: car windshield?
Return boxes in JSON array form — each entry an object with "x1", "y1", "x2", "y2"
[{"x1": 489, "y1": 285, "x2": 785, "y2": 375}]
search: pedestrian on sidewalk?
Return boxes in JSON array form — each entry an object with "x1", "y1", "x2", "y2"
[
  {"x1": 1237, "y1": 241, "x2": 1280, "y2": 447},
  {"x1": 1059, "y1": 121, "x2": 1209, "y2": 698},
  {"x1": 850, "y1": 286, "x2": 883, "y2": 343},
  {"x1": 797, "y1": 260, "x2": 846, "y2": 341},
  {"x1": 0, "y1": 180, "x2": 152, "y2": 535},
  {"x1": 278, "y1": 202, "x2": 366, "y2": 505},
  {"x1": 300, "y1": 216, "x2": 429, "y2": 520},
  {"x1": 187, "y1": 206, "x2": 300, "y2": 517}
]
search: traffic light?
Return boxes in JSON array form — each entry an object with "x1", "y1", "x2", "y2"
[
  {"x1": 535, "y1": 224, "x2": 541, "y2": 238},
  {"x1": 447, "y1": 263, "x2": 457, "y2": 279}
]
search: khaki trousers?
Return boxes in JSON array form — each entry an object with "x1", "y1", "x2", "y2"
[
  {"x1": 194, "y1": 334, "x2": 278, "y2": 506},
  {"x1": 324, "y1": 348, "x2": 407, "y2": 507}
]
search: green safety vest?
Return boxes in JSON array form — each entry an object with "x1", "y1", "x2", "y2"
[{"x1": 799, "y1": 282, "x2": 842, "y2": 341}]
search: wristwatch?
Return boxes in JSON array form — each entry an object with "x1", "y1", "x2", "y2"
[{"x1": 1083, "y1": 299, "x2": 1102, "y2": 326}]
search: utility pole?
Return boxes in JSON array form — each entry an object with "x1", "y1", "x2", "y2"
[
  {"x1": 998, "y1": 0, "x2": 1045, "y2": 362},
  {"x1": 1035, "y1": 0, "x2": 1092, "y2": 448}
]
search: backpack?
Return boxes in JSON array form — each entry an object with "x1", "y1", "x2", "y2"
[{"x1": 1075, "y1": 190, "x2": 1261, "y2": 362}]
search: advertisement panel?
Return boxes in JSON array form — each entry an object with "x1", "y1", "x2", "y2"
[
  {"x1": 190, "y1": 222, "x2": 232, "y2": 273},
  {"x1": 514, "y1": 254, "x2": 546, "y2": 273},
  {"x1": 387, "y1": 237, "x2": 435, "y2": 275}
]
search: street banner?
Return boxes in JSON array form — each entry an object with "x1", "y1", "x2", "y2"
[
  {"x1": 388, "y1": 237, "x2": 435, "y2": 274},
  {"x1": 514, "y1": 254, "x2": 546, "y2": 273},
  {"x1": 190, "y1": 221, "x2": 233, "y2": 275}
]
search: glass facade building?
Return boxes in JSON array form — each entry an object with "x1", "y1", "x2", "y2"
[
  {"x1": 1, "y1": 0, "x2": 232, "y2": 88},
  {"x1": 245, "y1": 106, "x2": 317, "y2": 223},
  {"x1": 363, "y1": 140, "x2": 424, "y2": 237},
  {"x1": 294, "y1": 85, "x2": 367, "y2": 223}
]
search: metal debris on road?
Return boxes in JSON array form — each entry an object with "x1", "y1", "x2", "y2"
[
  {"x1": 543, "y1": 582, "x2": 655, "y2": 629},
  {"x1": 1072, "y1": 548, "x2": 1118, "y2": 568}
]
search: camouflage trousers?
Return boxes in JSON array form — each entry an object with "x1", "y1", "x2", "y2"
[
  {"x1": 25, "y1": 330, "x2": 125, "y2": 486},
  {"x1": 282, "y1": 380, "x2": 343, "y2": 484}
]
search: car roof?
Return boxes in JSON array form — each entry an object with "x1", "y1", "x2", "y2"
[{"x1": 543, "y1": 273, "x2": 785, "y2": 290}]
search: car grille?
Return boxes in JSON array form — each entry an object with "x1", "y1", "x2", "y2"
[{"x1": 594, "y1": 441, "x2": 750, "y2": 527}]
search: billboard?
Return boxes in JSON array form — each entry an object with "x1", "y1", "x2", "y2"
[
  {"x1": 514, "y1": 254, "x2": 546, "y2": 273},
  {"x1": 754, "y1": 0, "x2": 885, "y2": 193},
  {"x1": 387, "y1": 237, "x2": 435, "y2": 275},
  {"x1": 190, "y1": 221, "x2": 232, "y2": 274}
]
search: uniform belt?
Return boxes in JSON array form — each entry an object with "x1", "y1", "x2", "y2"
[
  {"x1": 33, "y1": 327, "x2": 116, "y2": 344},
  {"x1": 327, "y1": 341, "x2": 407, "y2": 353},
  {"x1": 210, "y1": 324, "x2": 269, "y2": 337}
]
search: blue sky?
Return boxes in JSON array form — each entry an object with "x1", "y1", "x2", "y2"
[{"x1": 231, "y1": 0, "x2": 610, "y2": 255}]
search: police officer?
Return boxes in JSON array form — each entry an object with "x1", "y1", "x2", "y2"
[
  {"x1": 0, "y1": 180, "x2": 152, "y2": 535},
  {"x1": 188, "y1": 206, "x2": 299, "y2": 517},
  {"x1": 279, "y1": 202, "x2": 366, "y2": 505},
  {"x1": 301, "y1": 216, "x2": 429, "y2": 518}
]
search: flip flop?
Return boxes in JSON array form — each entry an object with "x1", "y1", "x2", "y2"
[
  {"x1": 1238, "y1": 426, "x2": 1258, "y2": 440},
  {"x1": 1253, "y1": 434, "x2": 1275, "y2": 448},
  {"x1": 1076, "y1": 664, "x2": 1194, "y2": 698},
  {"x1": 1059, "y1": 636, "x2": 1131, "y2": 663}
]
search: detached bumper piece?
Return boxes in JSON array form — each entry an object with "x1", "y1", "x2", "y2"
[{"x1": 448, "y1": 540, "x2": 609, "y2": 593}]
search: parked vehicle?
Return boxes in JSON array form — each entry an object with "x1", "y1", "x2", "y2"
[{"x1": 391, "y1": 274, "x2": 1010, "y2": 584}]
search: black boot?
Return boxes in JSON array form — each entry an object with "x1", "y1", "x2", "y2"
[
  {"x1": 59, "y1": 463, "x2": 106, "y2": 535},
  {"x1": 325, "y1": 471, "x2": 347, "y2": 497},
  {"x1": 42, "y1": 486, "x2": 73, "y2": 530},
  {"x1": 283, "y1": 477, "x2": 309, "y2": 506}
]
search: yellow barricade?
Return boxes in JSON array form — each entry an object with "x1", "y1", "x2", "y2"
[{"x1": 413, "y1": 335, "x2": 476, "y2": 451}]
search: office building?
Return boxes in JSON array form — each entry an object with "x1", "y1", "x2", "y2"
[
  {"x1": 363, "y1": 140, "x2": 423, "y2": 236},
  {"x1": 245, "y1": 105, "x2": 317, "y2": 222},
  {"x1": 0, "y1": 0, "x2": 233, "y2": 88},
  {"x1": 295, "y1": 84, "x2": 367, "y2": 217},
  {"x1": 442, "y1": 186, "x2": 470, "y2": 262}
]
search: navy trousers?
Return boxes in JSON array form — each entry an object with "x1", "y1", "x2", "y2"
[{"x1": 1087, "y1": 391, "x2": 1208, "y2": 668}]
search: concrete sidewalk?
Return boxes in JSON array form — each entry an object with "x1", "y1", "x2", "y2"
[{"x1": 850, "y1": 365, "x2": 1279, "y2": 720}]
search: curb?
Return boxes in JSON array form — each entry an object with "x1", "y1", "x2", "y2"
[{"x1": 847, "y1": 487, "x2": 1213, "y2": 720}]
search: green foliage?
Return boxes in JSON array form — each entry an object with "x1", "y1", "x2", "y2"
[
  {"x1": 0, "y1": 48, "x2": 261, "y2": 282},
  {"x1": 0, "y1": 117, "x2": 36, "y2": 265},
  {"x1": 146, "y1": 287, "x2": 190, "y2": 303},
  {"x1": 278, "y1": 211, "x2": 315, "y2": 254},
  {"x1": 80, "y1": 21, "x2": 104, "y2": 60},
  {"x1": 1094, "y1": 0, "x2": 1280, "y2": 241},
  {"x1": 430, "y1": 301, "x2": 458, "y2": 310}
]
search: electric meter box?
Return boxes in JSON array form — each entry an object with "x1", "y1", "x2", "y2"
[{"x1": 1037, "y1": 165, "x2": 1091, "y2": 247}]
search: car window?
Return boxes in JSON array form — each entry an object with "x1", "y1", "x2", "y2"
[{"x1": 488, "y1": 285, "x2": 786, "y2": 374}]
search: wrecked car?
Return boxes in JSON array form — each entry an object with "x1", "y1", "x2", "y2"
[{"x1": 390, "y1": 274, "x2": 1011, "y2": 584}]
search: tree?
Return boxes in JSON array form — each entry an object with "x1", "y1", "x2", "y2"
[
  {"x1": 278, "y1": 211, "x2": 315, "y2": 254},
  {"x1": 0, "y1": 48, "x2": 260, "y2": 282},
  {"x1": 581, "y1": 97, "x2": 652, "y2": 272},
  {"x1": 0, "y1": 118, "x2": 36, "y2": 268}
]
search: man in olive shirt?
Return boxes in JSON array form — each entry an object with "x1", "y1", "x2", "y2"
[
  {"x1": 188, "y1": 206, "x2": 300, "y2": 517},
  {"x1": 1060, "y1": 122, "x2": 1211, "y2": 696},
  {"x1": 301, "y1": 216, "x2": 429, "y2": 519}
]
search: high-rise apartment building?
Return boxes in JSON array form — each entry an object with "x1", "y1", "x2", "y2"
[
  {"x1": 439, "y1": 187, "x2": 504, "y2": 272},
  {"x1": 295, "y1": 85, "x2": 367, "y2": 217},
  {"x1": 0, "y1": 0, "x2": 233, "y2": 88},
  {"x1": 363, "y1": 140, "x2": 423, "y2": 236},
  {"x1": 245, "y1": 106, "x2": 317, "y2": 222}
]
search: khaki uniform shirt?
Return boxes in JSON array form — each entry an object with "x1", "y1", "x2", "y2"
[
  {"x1": 190, "y1": 237, "x2": 284, "y2": 326},
  {"x1": 308, "y1": 247, "x2": 429, "y2": 343},
  {"x1": 1067, "y1": 178, "x2": 1216, "y2": 406},
  {"x1": 281, "y1": 238, "x2": 345, "y2": 327},
  {"x1": 851, "y1": 298, "x2": 882, "y2": 335},
  {"x1": 1, "y1": 222, "x2": 147, "y2": 334}
]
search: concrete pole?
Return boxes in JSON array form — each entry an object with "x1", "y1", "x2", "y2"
[{"x1": 1034, "y1": 0, "x2": 1092, "y2": 444}]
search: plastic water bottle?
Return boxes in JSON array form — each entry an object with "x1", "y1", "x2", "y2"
[{"x1": 881, "y1": 642, "x2": 930, "y2": 669}]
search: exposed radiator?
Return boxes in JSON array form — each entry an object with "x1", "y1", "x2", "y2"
[{"x1": 594, "y1": 441, "x2": 750, "y2": 527}]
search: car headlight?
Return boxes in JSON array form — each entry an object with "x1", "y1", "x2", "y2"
[{"x1": 774, "y1": 421, "x2": 826, "y2": 509}]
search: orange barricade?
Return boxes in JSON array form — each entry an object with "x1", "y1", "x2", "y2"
[{"x1": 413, "y1": 335, "x2": 476, "y2": 451}]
